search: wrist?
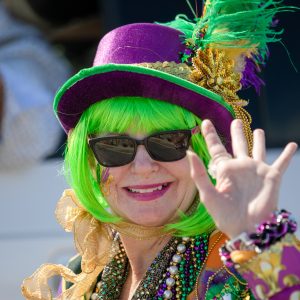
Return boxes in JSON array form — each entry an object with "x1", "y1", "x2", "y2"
[{"x1": 219, "y1": 209, "x2": 297, "y2": 267}]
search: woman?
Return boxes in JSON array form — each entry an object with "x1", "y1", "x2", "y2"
[{"x1": 22, "y1": 1, "x2": 300, "y2": 299}]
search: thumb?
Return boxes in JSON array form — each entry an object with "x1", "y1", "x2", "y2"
[{"x1": 187, "y1": 151, "x2": 216, "y2": 201}]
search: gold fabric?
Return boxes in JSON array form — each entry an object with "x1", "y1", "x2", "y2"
[
  {"x1": 136, "y1": 61, "x2": 192, "y2": 81},
  {"x1": 21, "y1": 189, "x2": 114, "y2": 300},
  {"x1": 238, "y1": 233, "x2": 300, "y2": 299},
  {"x1": 110, "y1": 222, "x2": 168, "y2": 240}
]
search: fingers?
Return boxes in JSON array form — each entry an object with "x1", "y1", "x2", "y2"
[
  {"x1": 272, "y1": 142, "x2": 298, "y2": 173},
  {"x1": 252, "y1": 129, "x2": 266, "y2": 161},
  {"x1": 201, "y1": 120, "x2": 230, "y2": 164},
  {"x1": 231, "y1": 119, "x2": 248, "y2": 157},
  {"x1": 187, "y1": 150, "x2": 216, "y2": 199}
]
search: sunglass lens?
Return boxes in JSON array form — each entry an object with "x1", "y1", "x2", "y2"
[
  {"x1": 92, "y1": 137, "x2": 135, "y2": 167},
  {"x1": 147, "y1": 132, "x2": 189, "y2": 161}
]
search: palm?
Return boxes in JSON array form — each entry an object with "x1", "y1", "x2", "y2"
[{"x1": 188, "y1": 119, "x2": 297, "y2": 239}]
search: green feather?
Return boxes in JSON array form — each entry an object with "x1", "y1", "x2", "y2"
[
  {"x1": 159, "y1": 1, "x2": 298, "y2": 90},
  {"x1": 196, "y1": 0, "x2": 296, "y2": 58},
  {"x1": 160, "y1": 0, "x2": 298, "y2": 61},
  {"x1": 160, "y1": 14, "x2": 196, "y2": 40}
]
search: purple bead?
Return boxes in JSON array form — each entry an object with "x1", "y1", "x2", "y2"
[
  {"x1": 225, "y1": 260, "x2": 234, "y2": 268},
  {"x1": 281, "y1": 212, "x2": 290, "y2": 218},
  {"x1": 279, "y1": 222, "x2": 289, "y2": 236}
]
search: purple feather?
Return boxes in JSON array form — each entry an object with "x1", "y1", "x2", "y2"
[{"x1": 241, "y1": 57, "x2": 265, "y2": 94}]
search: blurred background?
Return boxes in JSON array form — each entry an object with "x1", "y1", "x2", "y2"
[{"x1": 0, "y1": 0, "x2": 299, "y2": 299}]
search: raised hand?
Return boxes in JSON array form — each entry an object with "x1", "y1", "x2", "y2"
[{"x1": 188, "y1": 119, "x2": 298, "y2": 239}]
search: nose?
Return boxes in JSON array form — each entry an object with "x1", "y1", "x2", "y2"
[{"x1": 130, "y1": 145, "x2": 159, "y2": 175}]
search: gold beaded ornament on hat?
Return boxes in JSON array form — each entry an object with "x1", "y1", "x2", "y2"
[{"x1": 138, "y1": 48, "x2": 253, "y2": 153}]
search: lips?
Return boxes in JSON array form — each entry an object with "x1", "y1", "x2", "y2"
[{"x1": 123, "y1": 182, "x2": 172, "y2": 201}]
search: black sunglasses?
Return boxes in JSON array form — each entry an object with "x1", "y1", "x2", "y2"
[{"x1": 88, "y1": 127, "x2": 200, "y2": 167}]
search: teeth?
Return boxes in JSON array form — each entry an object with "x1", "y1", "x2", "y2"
[{"x1": 128, "y1": 184, "x2": 166, "y2": 193}]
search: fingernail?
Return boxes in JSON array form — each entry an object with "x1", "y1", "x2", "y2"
[
  {"x1": 289, "y1": 142, "x2": 298, "y2": 152},
  {"x1": 202, "y1": 119, "x2": 211, "y2": 127},
  {"x1": 201, "y1": 119, "x2": 211, "y2": 134}
]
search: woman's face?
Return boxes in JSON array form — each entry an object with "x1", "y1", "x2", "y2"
[{"x1": 102, "y1": 131, "x2": 197, "y2": 227}]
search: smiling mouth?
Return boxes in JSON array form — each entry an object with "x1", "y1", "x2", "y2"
[{"x1": 125, "y1": 183, "x2": 170, "y2": 194}]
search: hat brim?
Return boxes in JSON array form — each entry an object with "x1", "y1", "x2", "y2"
[{"x1": 54, "y1": 64, "x2": 235, "y2": 151}]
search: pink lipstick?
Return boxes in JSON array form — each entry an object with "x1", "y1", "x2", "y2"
[{"x1": 124, "y1": 182, "x2": 172, "y2": 201}]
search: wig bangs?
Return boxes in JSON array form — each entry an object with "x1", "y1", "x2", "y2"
[{"x1": 85, "y1": 97, "x2": 194, "y2": 135}]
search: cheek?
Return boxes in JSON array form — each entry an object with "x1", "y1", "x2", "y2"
[
  {"x1": 100, "y1": 167, "x2": 127, "y2": 206},
  {"x1": 170, "y1": 157, "x2": 192, "y2": 179},
  {"x1": 177, "y1": 177, "x2": 197, "y2": 201},
  {"x1": 173, "y1": 159, "x2": 197, "y2": 201}
]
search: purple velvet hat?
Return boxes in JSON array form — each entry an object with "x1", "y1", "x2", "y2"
[{"x1": 54, "y1": 23, "x2": 235, "y2": 150}]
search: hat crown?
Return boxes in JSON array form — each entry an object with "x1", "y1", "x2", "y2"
[{"x1": 93, "y1": 23, "x2": 186, "y2": 66}]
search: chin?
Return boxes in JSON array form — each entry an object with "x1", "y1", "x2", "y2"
[{"x1": 125, "y1": 210, "x2": 176, "y2": 227}]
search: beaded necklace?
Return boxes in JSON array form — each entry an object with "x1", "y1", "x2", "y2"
[{"x1": 90, "y1": 233, "x2": 209, "y2": 300}]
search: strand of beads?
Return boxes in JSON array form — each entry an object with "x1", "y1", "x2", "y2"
[
  {"x1": 155, "y1": 238, "x2": 188, "y2": 299},
  {"x1": 155, "y1": 234, "x2": 208, "y2": 300},
  {"x1": 132, "y1": 238, "x2": 180, "y2": 300},
  {"x1": 91, "y1": 234, "x2": 209, "y2": 300},
  {"x1": 180, "y1": 235, "x2": 208, "y2": 299},
  {"x1": 91, "y1": 242, "x2": 128, "y2": 300}
]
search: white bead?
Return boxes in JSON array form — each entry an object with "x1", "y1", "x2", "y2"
[
  {"x1": 166, "y1": 277, "x2": 175, "y2": 287},
  {"x1": 169, "y1": 265, "x2": 178, "y2": 275},
  {"x1": 163, "y1": 290, "x2": 173, "y2": 299},
  {"x1": 182, "y1": 237, "x2": 190, "y2": 242},
  {"x1": 172, "y1": 254, "x2": 182, "y2": 263},
  {"x1": 91, "y1": 293, "x2": 99, "y2": 300},
  {"x1": 96, "y1": 282, "x2": 101, "y2": 289},
  {"x1": 177, "y1": 243, "x2": 186, "y2": 253}
]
